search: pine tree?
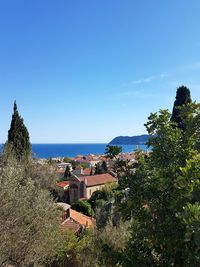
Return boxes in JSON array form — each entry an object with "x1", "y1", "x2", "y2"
[
  {"x1": 171, "y1": 85, "x2": 192, "y2": 129},
  {"x1": 6, "y1": 101, "x2": 31, "y2": 161}
]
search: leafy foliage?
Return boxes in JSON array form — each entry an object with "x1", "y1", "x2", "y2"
[
  {"x1": 94, "y1": 161, "x2": 108, "y2": 175},
  {"x1": 72, "y1": 199, "x2": 94, "y2": 217},
  {"x1": 50, "y1": 229, "x2": 100, "y2": 267},
  {"x1": 0, "y1": 156, "x2": 63, "y2": 266},
  {"x1": 89, "y1": 183, "x2": 116, "y2": 210},
  {"x1": 121, "y1": 103, "x2": 200, "y2": 266}
]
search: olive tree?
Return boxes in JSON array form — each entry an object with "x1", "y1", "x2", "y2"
[{"x1": 0, "y1": 156, "x2": 63, "y2": 266}]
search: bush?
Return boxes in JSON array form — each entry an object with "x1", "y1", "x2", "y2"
[{"x1": 72, "y1": 199, "x2": 94, "y2": 217}]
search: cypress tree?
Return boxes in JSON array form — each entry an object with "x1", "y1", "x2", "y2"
[
  {"x1": 64, "y1": 165, "x2": 71, "y2": 179},
  {"x1": 102, "y1": 161, "x2": 108, "y2": 172},
  {"x1": 171, "y1": 85, "x2": 192, "y2": 129},
  {"x1": 94, "y1": 162, "x2": 104, "y2": 175},
  {"x1": 6, "y1": 101, "x2": 31, "y2": 161},
  {"x1": 94, "y1": 161, "x2": 108, "y2": 175}
]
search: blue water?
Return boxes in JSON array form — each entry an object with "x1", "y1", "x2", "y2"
[
  {"x1": 31, "y1": 144, "x2": 148, "y2": 158},
  {"x1": 0, "y1": 143, "x2": 148, "y2": 158}
]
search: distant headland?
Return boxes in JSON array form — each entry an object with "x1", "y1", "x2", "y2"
[{"x1": 109, "y1": 134, "x2": 149, "y2": 145}]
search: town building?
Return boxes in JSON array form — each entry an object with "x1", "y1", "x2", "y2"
[
  {"x1": 56, "y1": 181, "x2": 70, "y2": 202},
  {"x1": 69, "y1": 173, "x2": 117, "y2": 204},
  {"x1": 58, "y1": 202, "x2": 95, "y2": 234}
]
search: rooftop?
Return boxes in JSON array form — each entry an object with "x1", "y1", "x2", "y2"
[
  {"x1": 78, "y1": 173, "x2": 117, "y2": 187},
  {"x1": 70, "y1": 209, "x2": 95, "y2": 228},
  {"x1": 57, "y1": 202, "x2": 71, "y2": 211},
  {"x1": 61, "y1": 218, "x2": 81, "y2": 233},
  {"x1": 56, "y1": 181, "x2": 69, "y2": 188}
]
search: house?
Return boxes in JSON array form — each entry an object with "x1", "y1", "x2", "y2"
[
  {"x1": 69, "y1": 173, "x2": 117, "y2": 204},
  {"x1": 57, "y1": 162, "x2": 73, "y2": 171},
  {"x1": 58, "y1": 202, "x2": 95, "y2": 234},
  {"x1": 55, "y1": 181, "x2": 70, "y2": 202},
  {"x1": 72, "y1": 167, "x2": 92, "y2": 176}
]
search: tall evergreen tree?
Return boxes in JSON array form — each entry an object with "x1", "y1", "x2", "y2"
[
  {"x1": 94, "y1": 162, "x2": 104, "y2": 175},
  {"x1": 64, "y1": 165, "x2": 71, "y2": 179},
  {"x1": 171, "y1": 85, "x2": 192, "y2": 129},
  {"x1": 90, "y1": 167, "x2": 93, "y2": 176},
  {"x1": 102, "y1": 161, "x2": 108, "y2": 172},
  {"x1": 6, "y1": 101, "x2": 31, "y2": 161},
  {"x1": 94, "y1": 161, "x2": 108, "y2": 175}
]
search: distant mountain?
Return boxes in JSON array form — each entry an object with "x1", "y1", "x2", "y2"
[{"x1": 109, "y1": 134, "x2": 149, "y2": 145}]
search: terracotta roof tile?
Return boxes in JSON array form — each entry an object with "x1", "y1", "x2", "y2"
[
  {"x1": 83, "y1": 168, "x2": 91, "y2": 176},
  {"x1": 61, "y1": 218, "x2": 81, "y2": 233},
  {"x1": 70, "y1": 209, "x2": 95, "y2": 228},
  {"x1": 56, "y1": 181, "x2": 69, "y2": 188},
  {"x1": 79, "y1": 173, "x2": 117, "y2": 187}
]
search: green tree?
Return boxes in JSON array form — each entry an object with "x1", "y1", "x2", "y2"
[
  {"x1": 5, "y1": 101, "x2": 32, "y2": 161},
  {"x1": 122, "y1": 103, "x2": 200, "y2": 266},
  {"x1": 105, "y1": 145, "x2": 122, "y2": 159},
  {"x1": 90, "y1": 167, "x2": 93, "y2": 176},
  {"x1": 48, "y1": 157, "x2": 55, "y2": 165},
  {"x1": 72, "y1": 199, "x2": 94, "y2": 217},
  {"x1": 25, "y1": 160, "x2": 58, "y2": 189},
  {"x1": 52, "y1": 229, "x2": 100, "y2": 267},
  {"x1": 89, "y1": 183, "x2": 116, "y2": 210},
  {"x1": 94, "y1": 162, "x2": 105, "y2": 175},
  {"x1": 64, "y1": 165, "x2": 71, "y2": 180},
  {"x1": 94, "y1": 220, "x2": 131, "y2": 267},
  {"x1": 71, "y1": 160, "x2": 79, "y2": 170},
  {"x1": 171, "y1": 85, "x2": 192, "y2": 129},
  {"x1": 102, "y1": 161, "x2": 108, "y2": 172},
  {"x1": 94, "y1": 161, "x2": 108, "y2": 175},
  {"x1": 0, "y1": 155, "x2": 63, "y2": 266},
  {"x1": 63, "y1": 157, "x2": 71, "y2": 163},
  {"x1": 89, "y1": 190, "x2": 110, "y2": 210}
]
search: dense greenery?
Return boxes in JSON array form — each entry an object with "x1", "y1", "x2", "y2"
[
  {"x1": 2, "y1": 87, "x2": 200, "y2": 266},
  {"x1": 94, "y1": 161, "x2": 108, "y2": 175},
  {"x1": 5, "y1": 101, "x2": 32, "y2": 161},
  {"x1": 0, "y1": 155, "x2": 63, "y2": 266},
  {"x1": 119, "y1": 103, "x2": 200, "y2": 266},
  {"x1": 72, "y1": 199, "x2": 94, "y2": 217}
]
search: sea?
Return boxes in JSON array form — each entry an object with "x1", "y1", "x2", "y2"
[
  {"x1": 32, "y1": 144, "x2": 148, "y2": 158},
  {"x1": 0, "y1": 144, "x2": 148, "y2": 159}
]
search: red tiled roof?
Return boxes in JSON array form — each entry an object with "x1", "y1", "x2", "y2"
[
  {"x1": 70, "y1": 209, "x2": 95, "y2": 228},
  {"x1": 61, "y1": 218, "x2": 81, "y2": 233},
  {"x1": 79, "y1": 173, "x2": 117, "y2": 187},
  {"x1": 83, "y1": 168, "x2": 91, "y2": 176},
  {"x1": 56, "y1": 181, "x2": 69, "y2": 188}
]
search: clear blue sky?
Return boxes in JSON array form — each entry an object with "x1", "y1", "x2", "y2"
[{"x1": 0, "y1": 0, "x2": 200, "y2": 143}]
